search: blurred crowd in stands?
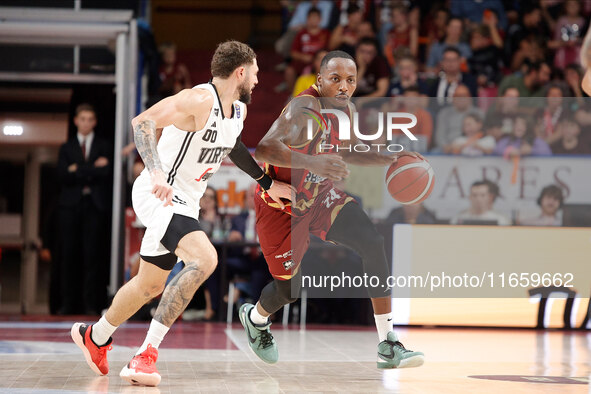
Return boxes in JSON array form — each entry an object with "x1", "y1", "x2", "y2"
[{"x1": 275, "y1": 0, "x2": 591, "y2": 156}]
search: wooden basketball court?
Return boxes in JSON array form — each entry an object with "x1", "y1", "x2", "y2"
[{"x1": 0, "y1": 320, "x2": 588, "y2": 393}]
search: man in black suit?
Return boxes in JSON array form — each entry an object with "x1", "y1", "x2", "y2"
[
  {"x1": 427, "y1": 46, "x2": 478, "y2": 107},
  {"x1": 57, "y1": 103, "x2": 112, "y2": 314}
]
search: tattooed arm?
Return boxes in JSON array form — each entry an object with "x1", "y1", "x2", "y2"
[
  {"x1": 255, "y1": 96, "x2": 350, "y2": 181},
  {"x1": 131, "y1": 88, "x2": 213, "y2": 206}
]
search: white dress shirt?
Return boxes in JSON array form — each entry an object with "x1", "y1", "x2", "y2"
[{"x1": 77, "y1": 131, "x2": 94, "y2": 161}]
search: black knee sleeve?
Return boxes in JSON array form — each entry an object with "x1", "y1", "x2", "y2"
[
  {"x1": 259, "y1": 271, "x2": 301, "y2": 314},
  {"x1": 326, "y1": 202, "x2": 391, "y2": 298}
]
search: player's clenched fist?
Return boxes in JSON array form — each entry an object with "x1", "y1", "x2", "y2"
[
  {"x1": 150, "y1": 169, "x2": 173, "y2": 206},
  {"x1": 309, "y1": 154, "x2": 350, "y2": 181}
]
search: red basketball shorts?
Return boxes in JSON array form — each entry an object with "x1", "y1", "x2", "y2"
[{"x1": 255, "y1": 186, "x2": 356, "y2": 280}]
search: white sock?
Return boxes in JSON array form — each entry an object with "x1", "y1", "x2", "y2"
[
  {"x1": 374, "y1": 313, "x2": 395, "y2": 342},
  {"x1": 249, "y1": 304, "x2": 269, "y2": 325},
  {"x1": 91, "y1": 316, "x2": 118, "y2": 346},
  {"x1": 136, "y1": 319, "x2": 170, "y2": 355}
]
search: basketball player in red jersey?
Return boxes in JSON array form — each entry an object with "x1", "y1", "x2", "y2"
[{"x1": 238, "y1": 50, "x2": 425, "y2": 368}]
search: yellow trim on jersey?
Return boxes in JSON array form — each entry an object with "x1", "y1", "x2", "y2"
[
  {"x1": 330, "y1": 196, "x2": 355, "y2": 224},
  {"x1": 293, "y1": 184, "x2": 320, "y2": 211},
  {"x1": 259, "y1": 190, "x2": 293, "y2": 214},
  {"x1": 285, "y1": 89, "x2": 320, "y2": 149},
  {"x1": 281, "y1": 93, "x2": 316, "y2": 116},
  {"x1": 289, "y1": 123, "x2": 320, "y2": 149},
  {"x1": 275, "y1": 264, "x2": 300, "y2": 280}
]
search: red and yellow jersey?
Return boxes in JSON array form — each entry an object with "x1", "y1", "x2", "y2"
[{"x1": 257, "y1": 84, "x2": 351, "y2": 216}]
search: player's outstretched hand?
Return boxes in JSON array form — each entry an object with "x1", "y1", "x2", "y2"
[
  {"x1": 309, "y1": 154, "x2": 350, "y2": 181},
  {"x1": 267, "y1": 180, "x2": 296, "y2": 210},
  {"x1": 394, "y1": 151, "x2": 424, "y2": 163},
  {"x1": 150, "y1": 169, "x2": 173, "y2": 207}
]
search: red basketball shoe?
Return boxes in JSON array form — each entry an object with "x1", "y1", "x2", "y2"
[
  {"x1": 119, "y1": 344, "x2": 161, "y2": 386},
  {"x1": 70, "y1": 322, "x2": 113, "y2": 375}
]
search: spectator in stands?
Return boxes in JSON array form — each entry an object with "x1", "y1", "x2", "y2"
[
  {"x1": 157, "y1": 42, "x2": 192, "y2": 98},
  {"x1": 432, "y1": 84, "x2": 483, "y2": 152},
  {"x1": 551, "y1": 115, "x2": 591, "y2": 155},
  {"x1": 498, "y1": 60, "x2": 551, "y2": 97},
  {"x1": 396, "y1": 86, "x2": 432, "y2": 151},
  {"x1": 333, "y1": 0, "x2": 368, "y2": 27},
  {"x1": 520, "y1": 185, "x2": 564, "y2": 226},
  {"x1": 57, "y1": 103, "x2": 111, "y2": 314},
  {"x1": 283, "y1": 7, "x2": 330, "y2": 93},
  {"x1": 428, "y1": 47, "x2": 478, "y2": 105},
  {"x1": 483, "y1": 115, "x2": 504, "y2": 142},
  {"x1": 468, "y1": 24, "x2": 504, "y2": 87},
  {"x1": 387, "y1": 55, "x2": 429, "y2": 97},
  {"x1": 564, "y1": 64, "x2": 587, "y2": 106},
  {"x1": 383, "y1": 4, "x2": 419, "y2": 67},
  {"x1": 424, "y1": 7, "x2": 450, "y2": 56},
  {"x1": 357, "y1": 20, "x2": 376, "y2": 41},
  {"x1": 198, "y1": 186, "x2": 219, "y2": 237},
  {"x1": 385, "y1": 203, "x2": 437, "y2": 225},
  {"x1": 449, "y1": 113, "x2": 496, "y2": 155},
  {"x1": 539, "y1": 84, "x2": 570, "y2": 145},
  {"x1": 286, "y1": 0, "x2": 333, "y2": 31},
  {"x1": 505, "y1": 4, "x2": 549, "y2": 66},
  {"x1": 493, "y1": 114, "x2": 552, "y2": 157},
  {"x1": 510, "y1": 35, "x2": 547, "y2": 72},
  {"x1": 292, "y1": 49, "x2": 327, "y2": 97},
  {"x1": 481, "y1": 8, "x2": 505, "y2": 46},
  {"x1": 485, "y1": 87, "x2": 520, "y2": 137},
  {"x1": 451, "y1": 180, "x2": 511, "y2": 225},
  {"x1": 547, "y1": 0, "x2": 585, "y2": 70},
  {"x1": 426, "y1": 17, "x2": 472, "y2": 73},
  {"x1": 329, "y1": 3, "x2": 366, "y2": 57},
  {"x1": 275, "y1": 0, "x2": 333, "y2": 63},
  {"x1": 225, "y1": 185, "x2": 272, "y2": 305},
  {"x1": 228, "y1": 185, "x2": 258, "y2": 244},
  {"x1": 183, "y1": 186, "x2": 219, "y2": 321},
  {"x1": 353, "y1": 38, "x2": 390, "y2": 97},
  {"x1": 450, "y1": 0, "x2": 508, "y2": 31}
]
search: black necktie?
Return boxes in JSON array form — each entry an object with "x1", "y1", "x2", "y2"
[{"x1": 81, "y1": 138, "x2": 86, "y2": 161}]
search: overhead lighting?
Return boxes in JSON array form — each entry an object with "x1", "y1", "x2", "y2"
[{"x1": 3, "y1": 125, "x2": 23, "y2": 136}]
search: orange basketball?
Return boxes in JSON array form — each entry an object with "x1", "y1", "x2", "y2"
[{"x1": 385, "y1": 156, "x2": 434, "y2": 204}]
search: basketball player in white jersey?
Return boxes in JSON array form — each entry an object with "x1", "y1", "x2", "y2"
[{"x1": 70, "y1": 40, "x2": 293, "y2": 386}]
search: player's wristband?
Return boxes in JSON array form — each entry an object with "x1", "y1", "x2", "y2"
[{"x1": 256, "y1": 173, "x2": 273, "y2": 190}]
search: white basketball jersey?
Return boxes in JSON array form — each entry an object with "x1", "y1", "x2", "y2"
[{"x1": 153, "y1": 82, "x2": 245, "y2": 203}]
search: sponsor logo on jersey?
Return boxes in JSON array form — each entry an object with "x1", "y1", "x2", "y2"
[
  {"x1": 197, "y1": 147, "x2": 233, "y2": 164},
  {"x1": 282, "y1": 260, "x2": 294, "y2": 271},
  {"x1": 172, "y1": 195, "x2": 187, "y2": 205},
  {"x1": 235, "y1": 104, "x2": 240, "y2": 119},
  {"x1": 304, "y1": 172, "x2": 325, "y2": 184},
  {"x1": 274, "y1": 250, "x2": 293, "y2": 259},
  {"x1": 195, "y1": 168, "x2": 213, "y2": 182}
]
